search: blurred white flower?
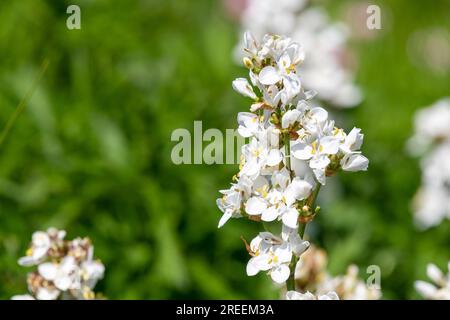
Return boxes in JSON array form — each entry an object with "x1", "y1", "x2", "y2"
[
  {"x1": 415, "y1": 263, "x2": 450, "y2": 300},
  {"x1": 39, "y1": 256, "x2": 80, "y2": 291},
  {"x1": 294, "y1": 245, "x2": 382, "y2": 300},
  {"x1": 18, "y1": 228, "x2": 66, "y2": 266},
  {"x1": 236, "y1": 1, "x2": 362, "y2": 108},
  {"x1": 409, "y1": 98, "x2": 450, "y2": 229},
  {"x1": 13, "y1": 228, "x2": 104, "y2": 300},
  {"x1": 286, "y1": 290, "x2": 339, "y2": 300}
]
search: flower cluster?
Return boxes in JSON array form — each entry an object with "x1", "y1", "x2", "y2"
[
  {"x1": 415, "y1": 262, "x2": 450, "y2": 300},
  {"x1": 235, "y1": 0, "x2": 361, "y2": 108},
  {"x1": 292, "y1": 245, "x2": 381, "y2": 300},
  {"x1": 217, "y1": 32, "x2": 368, "y2": 295},
  {"x1": 408, "y1": 98, "x2": 450, "y2": 229},
  {"x1": 12, "y1": 228, "x2": 105, "y2": 300}
]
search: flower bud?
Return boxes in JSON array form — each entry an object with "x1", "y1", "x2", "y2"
[{"x1": 243, "y1": 57, "x2": 254, "y2": 69}]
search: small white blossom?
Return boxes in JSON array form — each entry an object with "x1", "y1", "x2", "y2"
[
  {"x1": 232, "y1": 78, "x2": 258, "y2": 100},
  {"x1": 415, "y1": 263, "x2": 450, "y2": 300}
]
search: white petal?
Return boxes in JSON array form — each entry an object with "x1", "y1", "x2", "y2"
[
  {"x1": 286, "y1": 291, "x2": 316, "y2": 300},
  {"x1": 232, "y1": 78, "x2": 257, "y2": 99},
  {"x1": 38, "y1": 263, "x2": 58, "y2": 281},
  {"x1": 284, "y1": 178, "x2": 312, "y2": 205},
  {"x1": 415, "y1": 280, "x2": 438, "y2": 298},
  {"x1": 55, "y1": 275, "x2": 73, "y2": 291},
  {"x1": 281, "y1": 109, "x2": 301, "y2": 129},
  {"x1": 83, "y1": 261, "x2": 105, "y2": 280},
  {"x1": 251, "y1": 253, "x2": 272, "y2": 271},
  {"x1": 246, "y1": 259, "x2": 260, "y2": 276},
  {"x1": 11, "y1": 294, "x2": 35, "y2": 300},
  {"x1": 285, "y1": 291, "x2": 302, "y2": 300},
  {"x1": 266, "y1": 149, "x2": 283, "y2": 166},
  {"x1": 60, "y1": 256, "x2": 77, "y2": 273},
  {"x1": 244, "y1": 31, "x2": 258, "y2": 54},
  {"x1": 261, "y1": 206, "x2": 280, "y2": 222},
  {"x1": 282, "y1": 208, "x2": 299, "y2": 228},
  {"x1": 259, "y1": 66, "x2": 281, "y2": 85},
  {"x1": 218, "y1": 211, "x2": 232, "y2": 228},
  {"x1": 32, "y1": 246, "x2": 49, "y2": 261},
  {"x1": 36, "y1": 288, "x2": 60, "y2": 300},
  {"x1": 427, "y1": 264, "x2": 444, "y2": 284},
  {"x1": 319, "y1": 292, "x2": 340, "y2": 300},
  {"x1": 341, "y1": 153, "x2": 369, "y2": 171},
  {"x1": 245, "y1": 197, "x2": 267, "y2": 215},
  {"x1": 313, "y1": 168, "x2": 326, "y2": 185},
  {"x1": 309, "y1": 155, "x2": 330, "y2": 169},
  {"x1": 18, "y1": 256, "x2": 36, "y2": 267},
  {"x1": 292, "y1": 143, "x2": 313, "y2": 160},
  {"x1": 320, "y1": 136, "x2": 340, "y2": 155},
  {"x1": 271, "y1": 264, "x2": 290, "y2": 283},
  {"x1": 310, "y1": 107, "x2": 328, "y2": 123}
]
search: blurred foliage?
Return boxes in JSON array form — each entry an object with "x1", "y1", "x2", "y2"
[{"x1": 0, "y1": 0, "x2": 449, "y2": 299}]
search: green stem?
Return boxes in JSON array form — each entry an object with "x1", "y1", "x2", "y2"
[
  {"x1": 308, "y1": 184, "x2": 321, "y2": 207},
  {"x1": 299, "y1": 223, "x2": 306, "y2": 238},
  {"x1": 284, "y1": 133, "x2": 291, "y2": 172},
  {"x1": 0, "y1": 59, "x2": 49, "y2": 148},
  {"x1": 299, "y1": 184, "x2": 321, "y2": 239},
  {"x1": 286, "y1": 255, "x2": 298, "y2": 292}
]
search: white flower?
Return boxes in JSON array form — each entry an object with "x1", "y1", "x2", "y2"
[
  {"x1": 340, "y1": 127, "x2": 364, "y2": 154},
  {"x1": 36, "y1": 287, "x2": 60, "y2": 300},
  {"x1": 232, "y1": 78, "x2": 258, "y2": 100},
  {"x1": 246, "y1": 229, "x2": 309, "y2": 284},
  {"x1": 38, "y1": 256, "x2": 80, "y2": 291},
  {"x1": 81, "y1": 258, "x2": 105, "y2": 289},
  {"x1": 18, "y1": 228, "x2": 66, "y2": 266},
  {"x1": 18, "y1": 231, "x2": 50, "y2": 266},
  {"x1": 415, "y1": 263, "x2": 450, "y2": 300},
  {"x1": 282, "y1": 109, "x2": 301, "y2": 129},
  {"x1": 292, "y1": 136, "x2": 340, "y2": 184},
  {"x1": 237, "y1": 112, "x2": 260, "y2": 138},
  {"x1": 240, "y1": 136, "x2": 283, "y2": 177},
  {"x1": 318, "y1": 265, "x2": 381, "y2": 300},
  {"x1": 246, "y1": 234, "x2": 293, "y2": 284},
  {"x1": 244, "y1": 169, "x2": 312, "y2": 228},
  {"x1": 259, "y1": 66, "x2": 281, "y2": 85},
  {"x1": 413, "y1": 98, "x2": 450, "y2": 143},
  {"x1": 14, "y1": 228, "x2": 104, "y2": 300},
  {"x1": 340, "y1": 153, "x2": 369, "y2": 172},
  {"x1": 292, "y1": 136, "x2": 339, "y2": 169},
  {"x1": 217, "y1": 175, "x2": 255, "y2": 228}
]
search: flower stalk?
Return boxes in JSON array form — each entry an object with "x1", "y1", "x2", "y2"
[{"x1": 216, "y1": 32, "x2": 369, "y2": 300}]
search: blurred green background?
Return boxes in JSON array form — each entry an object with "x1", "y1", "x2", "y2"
[{"x1": 0, "y1": 0, "x2": 449, "y2": 299}]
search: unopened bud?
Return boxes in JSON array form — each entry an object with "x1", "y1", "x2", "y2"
[
  {"x1": 270, "y1": 113, "x2": 279, "y2": 125},
  {"x1": 243, "y1": 57, "x2": 253, "y2": 69}
]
